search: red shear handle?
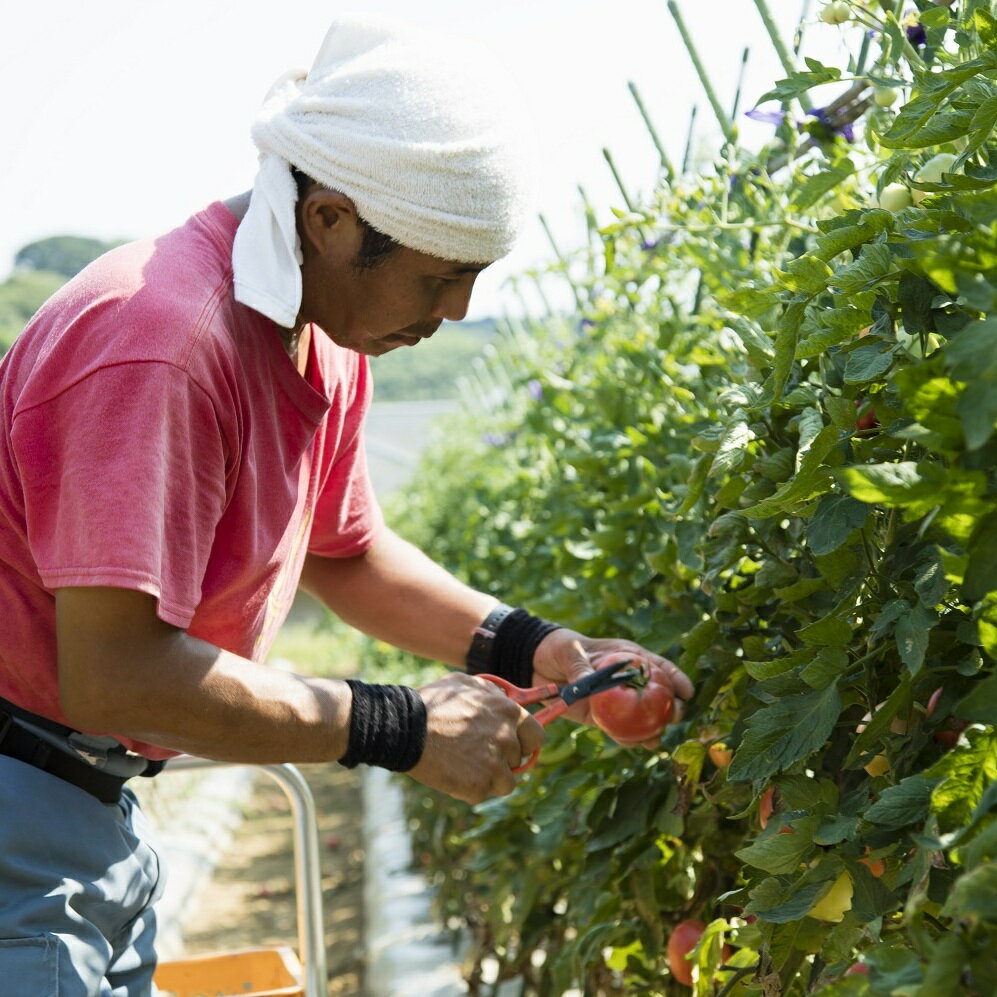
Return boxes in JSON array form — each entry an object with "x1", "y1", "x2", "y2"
[{"x1": 478, "y1": 674, "x2": 564, "y2": 773}]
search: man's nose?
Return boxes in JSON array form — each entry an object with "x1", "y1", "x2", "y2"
[{"x1": 432, "y1": 276, "x2": 477, "y2": 322}]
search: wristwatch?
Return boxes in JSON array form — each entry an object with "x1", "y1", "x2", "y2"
[{"x1": 466, "y1": 602, "x2": 516, "y2": 672}]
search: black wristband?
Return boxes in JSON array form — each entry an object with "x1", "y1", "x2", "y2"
[
  {"x1": 466, "y1": 605, "x2": 563, "y2": 688},
  {"x1": 337, "y1": 680, "x2": 427, "y2": 772}
]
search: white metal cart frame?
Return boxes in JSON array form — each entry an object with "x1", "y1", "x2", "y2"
[{"x1": 161, "y1": 756, "x2": 329, "y2": 997}]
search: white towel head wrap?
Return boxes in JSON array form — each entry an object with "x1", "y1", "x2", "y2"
[{"x1": 232, "y1": 14, "x2": 534, "y2": 327}]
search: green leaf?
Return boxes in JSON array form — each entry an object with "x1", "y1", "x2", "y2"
[
  {"x1": 844, "y1": 341, "x2": 898, "y2": 385},
  {"x1": 975, "y1": 8, "x2": 997, "y2": 49},
  {"x1": 728, "y1": 684, "x2": 842, "y2": 784},
  {"x1": 725, "y1": 314, "x2": 775, "y2": 366},
  {"x1": 963, "y1": 511, "x2": 997, "y2": 603},
  {"x1": 756, "y1": 66, "x2": 842, "y2": 105},
  {"x1": 745, "y1": 649, "x2": 814, "y2": 681},
  {"x1": 943, "y1": 317, "x2": 997, "y2": 382},
  {"x1": 791, "y1": 159, "x2": 856, "y2": 212},
  {"x1": 741, "y1": 426, "x2": 838, "y2": 520},
  {"x1": 956, "y1": 673, "x2": 997, "y2": 725},
  {"x1": 813, "y1": 213, "x2": 893, "y2": 263},
  {"x1": 927, "y1": 727, "x2": 997, "y2": 832},
  {"x1": 762, "y1": 301, "x2": 805, "y2": 404},
  {"x1": 957, "y1": 379, "x2": 997, "y2": 451},
  {"x1": 919, "y1": 6, "x2": 951, "y2": 30},
  {"x1": 879, "y1": 53, "x2": 997, "y2": 148},
  {"x1": 941, "y1": 862, "x2": 997, "y2": 923},
  {"x1": 847, "y1": 859, "x2": 898, "y2": 921},
  {"x1": 710, "y1": 417, "x2": 754, "y2": 478},
  {"x1": 825, "y1": 394, "x2": 859, "y2": 431},
  {"x1": 736, "y1": 818, "x2": 818, "y2": 874},
  {"x1": 895, "y1": 603, "x2": 935, "y2": 676},
  {"x1": 898, "y1": 273, "x2": 937, "y2": 336},
  {"x1": 813, "y1": 814, "x2": 857, "y2": 846},
  {"x1": 745, "y1": 877, "x2": 825, "y2": 924},
  {"x1": 798, "y1": 616, "x2": 853, "y2": 648},
  {"x1": 864, "y1": 945, "x2": 923, "y2": 991},
  {"x1": 801, "y1": 647, "x2": 849, "y2": 691},
  {"x1": 829, "y1": 243, "x2": 898, "y2": 295},
  {"x1": 808, "y1": 495, "x2": 869, "y2": 556},
  {"x1": 865, "y1": 774, "x2": 938, "y2": 828}
]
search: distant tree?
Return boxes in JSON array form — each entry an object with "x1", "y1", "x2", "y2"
[
  {"x1": 0, "y1": 269, "x2": 66, "y2": 353},
  {"x1": 14, "y1": 235, "x2": 120, "y2": 279}
]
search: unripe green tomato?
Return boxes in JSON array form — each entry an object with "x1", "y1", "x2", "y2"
[
  {"x1": 820, "y1": 1, "x2": 851, "y2": 24},
  {"x1": 873, "y1": 85, "x2": 899, "y2": 107},
  {"x1": 912, "y1": 152, "x2": 957, "y2": 204},
  {"x1": 877, "y1": 183, "x2": 912, "y2": 211}
]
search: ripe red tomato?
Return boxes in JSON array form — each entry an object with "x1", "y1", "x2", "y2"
[
  {"x1": 589, "y1": 657, "x2": 674, "y2": 741},
  {"x1": 667, "y1": 918, "x2": 706, "y2": 986}
]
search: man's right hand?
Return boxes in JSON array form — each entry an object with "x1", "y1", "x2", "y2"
[{"x1": 409, "y1": 673, "x2": 544, "y2": 804}]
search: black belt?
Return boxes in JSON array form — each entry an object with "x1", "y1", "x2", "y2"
[{"x1": 0, "y1": 706, "x2": 161, "y2": 804}]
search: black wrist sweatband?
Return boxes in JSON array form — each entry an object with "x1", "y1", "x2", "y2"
[
  {"x1": 337, "y1": 680, "x2": 427, "y2": 772},
  {"x1": 466, "y1": 603, "x2": 563, "y2": 688}
]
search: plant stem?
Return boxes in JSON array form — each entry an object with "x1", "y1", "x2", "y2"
[
  {"x1": 717, "y1": 964, "x2": 761, "y2": 997},
  {"x1": 752, "y1": 0, "x2": 812, "y2": 111},
  {"x1": 628, "y1": 80, "x2": 675, "y2": 179},
  {"x1": 682, "y1": 104, "x2": 698, "y2": 174},
  {"x1": 730, "y1": 47, "x2": 750, "y2": 120},
  {"x1": 539, "y1": 213, "x2": 587, "y2": 313},
  {"x1": 602, "y1": 147, "x2": 637, "y2": 213},
  {"x1": 667, "y1": 1, "x2": 736, "y2": 142}
]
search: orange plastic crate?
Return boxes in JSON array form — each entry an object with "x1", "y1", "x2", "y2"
[{"x1": 154, "y1": 945, "x2": 304, "y2": 997}]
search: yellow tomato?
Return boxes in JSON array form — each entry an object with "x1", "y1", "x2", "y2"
[{"x1": 810, "y1": 871, "x2": 853, "y2": 922}]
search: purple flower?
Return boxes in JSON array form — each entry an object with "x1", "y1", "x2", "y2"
[
  {"x1": 906, "y1": 22, "x2": 927, "y2": 46},
  {"x1": 527, "y1": 378, "x2": 543, "y2": 401},
  {"x1": 482, "y1": 432, "x2": 512, "y2": 448},
  {"x1": 642, "y1": 238, "x2": 660, "y2": 252},
  {"x1": 745, "y1": 107, "x2": 788, "y2": 128},
  {"x1": 577, "y1": 318, "x2": 595, "y2": 335}
]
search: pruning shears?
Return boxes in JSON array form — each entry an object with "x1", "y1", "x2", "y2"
[{"x1": 479, "y1": 657, "x2": 642, "y2": 772}]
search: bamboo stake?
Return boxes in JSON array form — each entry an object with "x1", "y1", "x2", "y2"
[
  {"x1": 628, "y1": 80, "x2": 675, "y2": 179},
  {"x1": 666, "y1": 1, "x2": 736, "y2": 143},
  {"x1": 752, "y1": 0, "x2": 812, "y2": 111},
  {"x1": 602, "y1": 147, "x2": 637, "y2": 213},
  {"x1": 539, "y1": 213, "x2": 586, "y2": 313},
  {"x1": 681, "y1": 104, "x2": 698, "y2": 175},
  {"x1": 730, "y1": 47, "x2": 750, "y2": 120},
  {"x1": 793, "y1": 0, "x2": 813, "y2": 56}
]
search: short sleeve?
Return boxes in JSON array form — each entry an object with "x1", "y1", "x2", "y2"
[{"x1": 10, "y1": 361, "x2": 229, "y2": 628}]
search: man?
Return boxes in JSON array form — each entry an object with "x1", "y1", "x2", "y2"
[{"x1": 0, "y1": 14, "x2": 693, "y2": 995}]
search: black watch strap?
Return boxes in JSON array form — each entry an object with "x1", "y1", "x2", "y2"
[{"x1": 466, "y1": 602, "x2": 516, "y2": 673}]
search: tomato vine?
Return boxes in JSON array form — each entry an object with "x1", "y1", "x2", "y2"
[{"x1": 367, "y1": 2, "x2": 997, "y2": 994}]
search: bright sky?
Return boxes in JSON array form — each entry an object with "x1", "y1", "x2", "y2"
[{"x1": 1, "y1": 1, "x2": 846, "y2": 319}]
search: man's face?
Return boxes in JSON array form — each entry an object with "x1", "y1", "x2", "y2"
[
  {"x1": 311, "y1": 246, "x2": 488, "y2": 356},
  {"x1": 295, "y1": 189, "x2": 491, "y2": 356}
]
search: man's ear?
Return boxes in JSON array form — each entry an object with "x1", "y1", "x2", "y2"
[{"x1": 298, "y1": 189, "x2": 360, "y2": 258}]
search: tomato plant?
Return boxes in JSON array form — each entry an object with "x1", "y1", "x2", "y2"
[{"x1": 370, "y1": 1, "x2": 997, "y2": 993}]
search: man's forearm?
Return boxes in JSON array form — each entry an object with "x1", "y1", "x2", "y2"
[
  {"x1": 299, "y1": 528, "x2": 496, "y2": 669},
  {"x1": 56, "y1": 587, "x2": 352, "y2": 763}
]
